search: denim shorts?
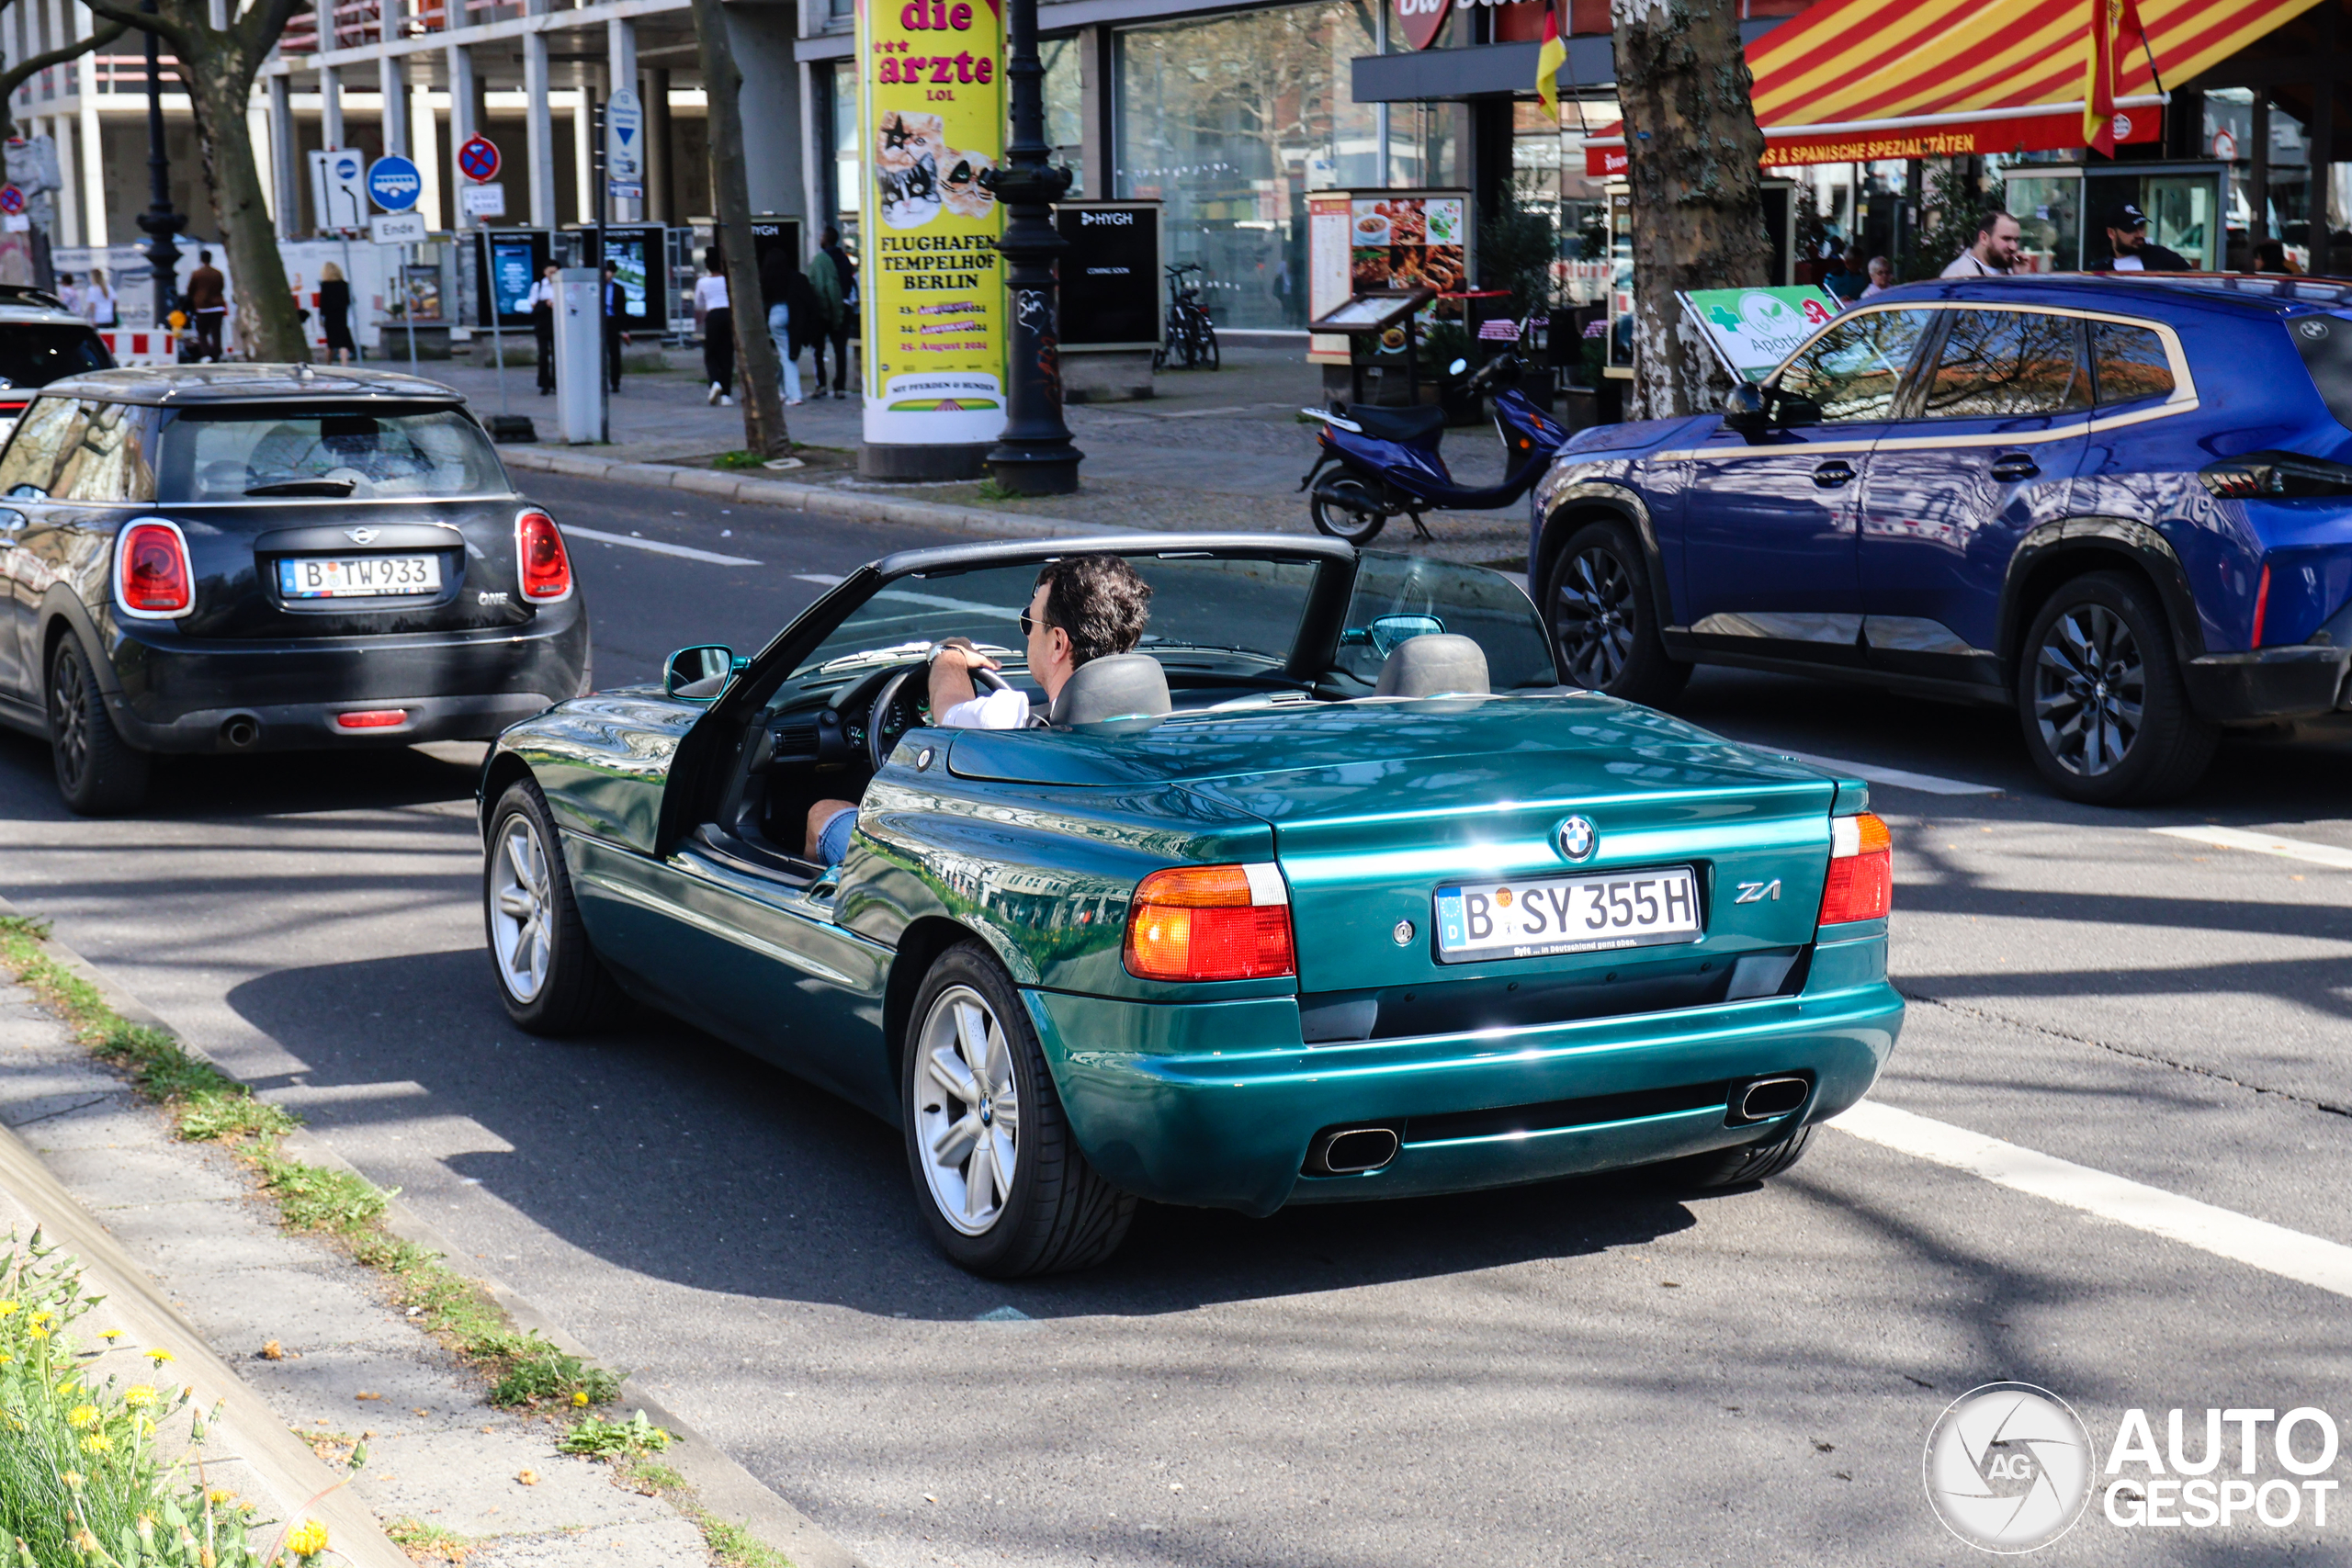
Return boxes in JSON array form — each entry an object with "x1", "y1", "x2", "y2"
[{"x1": 816, "y1": 806, "x2": 855, "y2": 866}]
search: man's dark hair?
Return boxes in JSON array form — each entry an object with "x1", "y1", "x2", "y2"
[
  {"x1": 1975, "y1": 209, "x2": 2017, "y2": 241},
  {"x1": 822, "y1": 225, "x2": 841, "y2": 246},
  {"x1": 1036, "y1": 555, "x2": 1151, "y2": 668}
]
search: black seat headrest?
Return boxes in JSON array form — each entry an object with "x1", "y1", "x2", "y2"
[
  {"x1": 1048, "y1": 652, "x2": 1172, "y2": 727},
  {"x1": 1374, "y1": 634, "x2": 1489, "y2": 698}
]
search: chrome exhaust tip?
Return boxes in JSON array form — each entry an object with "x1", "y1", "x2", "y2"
[
  {"x1": 1734, "y1": 1076, "x2": 1810, "y2": 1124},
  {"x1": 1306, "y1": 1126, "x2": 1401, "y2": 1177}
]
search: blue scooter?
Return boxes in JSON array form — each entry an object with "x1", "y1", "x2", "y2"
[{"x1": 1298, "y1": 342, "x2": 1568, "y2": 545}]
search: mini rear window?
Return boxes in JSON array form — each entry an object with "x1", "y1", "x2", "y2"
[
  {"x1": 153, "y1": 404, "x2": 507, "y2": 502},
  {"x1": 2289, "y1": 313, "x2": 2352, "y2": 433}
]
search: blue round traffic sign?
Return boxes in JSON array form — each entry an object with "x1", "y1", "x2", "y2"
[
  {"x1": 0, "y1": 186, "x2": 22, "y2": 216},
  {"x1": 366, "y1": 154, "x2": 423, "y2": 213}
]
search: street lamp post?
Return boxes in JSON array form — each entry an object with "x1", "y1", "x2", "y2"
[
  {"x1": 983, "y1": 0, "x2": 1081, "y2": 495},
  {"x1": 134, "y1": 0, "x2": 185, "y2": 331}
]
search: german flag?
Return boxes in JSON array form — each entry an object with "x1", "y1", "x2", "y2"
[
  {"x1": 1536, "y1": 0, "x2": 1566, "y2": 120},
  {"x1": 2084, "y1": 0, "x2": 2150, "y2": 155}
]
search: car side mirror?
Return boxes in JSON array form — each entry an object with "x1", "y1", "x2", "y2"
[
  {"x1": 664, "y1": 644, "x2": 741, "y2": 702},
  {"x1": 1722, "y1": 383, "x2": 1770, "y2": 437},
  {"x1": 1773, "y1": 391, "x2": 1825, "y2": 430},
  {"x1": 1368, "y1": 612, "x2": 1445, "y2": 656},
  {"x1": 6, "y1": 484, "x2": 46, "y2": 502}
]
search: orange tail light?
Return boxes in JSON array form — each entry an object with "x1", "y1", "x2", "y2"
[
  {"x1": 1818, "y1": 811, "x2": 1893, "y2": 925},
  {"x1": 1124, "y1": 863, "x2": 1295, "y2": 982}
]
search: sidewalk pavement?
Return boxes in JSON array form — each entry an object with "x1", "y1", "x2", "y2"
[
  {"x1": 408, "y1": 344, "x2": 1527, "y2": 569},
  {"x1": 0, "y1": 915, "x2": 860, "y2": 1568}
]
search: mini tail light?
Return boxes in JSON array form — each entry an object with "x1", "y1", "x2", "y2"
[
  {"x1": 1818, "y1": 811, "x2": 1893, "y2": 926},
  {"x1": 515, "y1": 510, "x2": 572, "y2": 602},
  {"x1": 1125, "y1": 863, "x2": 1295, "y2": 982},
  {"x1": 115, "y1": 519, "x2": 193, "y2": 617}
]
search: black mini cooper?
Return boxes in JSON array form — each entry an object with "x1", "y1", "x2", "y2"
[{"x1": 0, "y1": 366, "x2": 590, "y2": 813}]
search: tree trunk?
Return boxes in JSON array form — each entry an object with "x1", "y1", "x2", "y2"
[
  {"x1": 690, "y1": 0, "x2": 786, "y2": 456},
  {"x1": 1608, "y1": 0, "x2": 1771, "y2": 420},
  {"x1": 185, "y1": 62, "x2": 307, "y2": 361}
]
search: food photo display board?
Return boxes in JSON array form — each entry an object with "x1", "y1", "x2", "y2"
[{"x1": 1306, "y1": 188, "x2": 1473, "y2": 367}]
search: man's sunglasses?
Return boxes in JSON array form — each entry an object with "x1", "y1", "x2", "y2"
[{"x1": 1019, "y1": 611, "x2": 1058, "y2": 637}]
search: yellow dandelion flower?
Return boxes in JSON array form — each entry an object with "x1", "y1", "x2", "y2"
[
  {"x1": 286, "y1": 1518, "x2": 330, "y2": 1559},
  {"x1": 122, "y1": 1385, "x2": 156, "y2": 1408},
  {"x1": 72, "y1": 1529, "x2": 97, "y2": 1553},
  {"x1": 26, "y1": 1327, "x2": 49, "y2": 1342},
  {"x1": 66, "y1": 1404, "x2": 98, "y2": 1428},
  {"x1": 0, "y1": 1301, "x2": 16, "y2": 1315},
  {"x1": 78, "y1": 1432, "x2": 111, "y2": 1454},
  {"x1": 571, "y1": 1390, "x2": 590, "y2": 1407},
  {"x1": 61, "y1": 1471, "x2": 83, "y2": 1488},
  {"x1": 143, "y1": 1348, "x2": 175, "y2": 1367},
  {"x1": 28, "y1": 1312, "x2": 51, "y2": 1328},
  {"x1": 205, "y1": 1487, "x2": 233, "y2": 1505},
  {"x1": 0, "y1": 1354, "x2": 13, "y2": 1365}
]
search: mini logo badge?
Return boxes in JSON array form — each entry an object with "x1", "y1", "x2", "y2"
[
  {"x1": 1556, "y1": 816, "x2": 1599, "y2": 863},
  {"x1": 345, "y1": 527, "x2": 379, "y2": 545},
  {"x1": 1923, "y1": 1382, "x2": 2093, "y2": 1552}
]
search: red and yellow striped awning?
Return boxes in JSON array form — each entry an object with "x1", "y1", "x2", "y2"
[{"x1": 1586, "y1": 0, "x2": 2322, "y2": 173}]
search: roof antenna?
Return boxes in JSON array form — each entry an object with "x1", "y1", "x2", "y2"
[{"x1": 294, "y1": 361, "x2": 315, "y2": 381}]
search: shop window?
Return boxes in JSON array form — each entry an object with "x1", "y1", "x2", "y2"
[
  {"x1": 1116, "y1": 0, "x2": 1453, "y2": 331},
  {"x1": 1041, "y1": 35, "x2": 1083, "y2": 196}
]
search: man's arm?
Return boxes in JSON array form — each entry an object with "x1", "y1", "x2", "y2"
[{"x1": 928, "y1": 637, "x2": 998, "y2": 716}]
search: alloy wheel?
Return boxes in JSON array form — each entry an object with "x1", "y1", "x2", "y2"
[
  {"x1": 1553, "y1": 545, "x2": 1636, "y2": 688},
  {"x1": 50, "y1": 649, "x2": 89, "y2": 795},
  {"x1": 913, "y1": 984, "x2": 1021, "y2": 1236},
  {"x1": 489, "y1": 814, "x2": 553, "y2": 1002},
  {"x1": 2033, "y1": 603, "x2": 2144, "y2": 777}
]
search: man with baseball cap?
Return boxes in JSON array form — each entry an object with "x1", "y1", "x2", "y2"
[{"x1": 2096, "y1": 201, "x2": 2189, "y2": 272}]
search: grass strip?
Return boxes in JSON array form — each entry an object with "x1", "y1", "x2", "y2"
[
  {"x1": 0, "y1": 916, "x2": 619, "y2": 1412},
  {"x1": 612, "y1": 1455, "x2": 795, "y2": 1568}
]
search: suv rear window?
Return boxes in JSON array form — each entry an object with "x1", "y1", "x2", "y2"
[
  {"x1": 0, "y1": 324, "x2": 112, "y2": 389},
  {"x1": 2289, "y1": 312, "x2": 2352, "y2": 431},
  {"x1": 153, "y1": 404, "x2": 507, "y2": 502}
]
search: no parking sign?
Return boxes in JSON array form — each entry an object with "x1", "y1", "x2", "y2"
[{"x1": 458, "y1": 134, "x2": 501, "y2": 185}]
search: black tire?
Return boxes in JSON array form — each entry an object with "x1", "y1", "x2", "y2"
[
  {"x1": 47, "y1": 635, "x2": 149, "y2": 816},
  {"x1": 1544, "y1": 519, "x2": 1690, "y2": 706},
  {"x1": 1310, "y1": 473, "x2": 1387, "y2": 545},
  {"x1": 1197, "y1": 318, "x2": 1220, "y2": 372},
  {"x1": 902, "y1": 942, "x2": 1136, "y2": 1277},
  {"x1": 1657, "y1": 1122, "x2": 1815, "y2": 1189},
  {"x1": 2017, "y1": 570, "x2": 2218, "y2": 806},
  {"x1": 482, "y1": 778, "x2": 625, "y2": 1034}
]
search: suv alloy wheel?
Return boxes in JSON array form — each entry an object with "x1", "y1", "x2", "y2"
[{"x1": 2018, "y1": 570, "x2": 2218, "y2": 805}]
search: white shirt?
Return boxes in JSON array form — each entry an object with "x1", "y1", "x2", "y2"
[
  {"x1": 939, "y1": 685, "x2": 1032, "y2": 728},
  {"x1": 524, "y1": 278, "x2": 557, "y2": 310},
  {"x1": 2109, "y1": 254, "x2": 2145, "y2": 271},
  {"x1": 695, "y1": 274, "x2": 730, "y2": 312},
  {"x1": 85, "y1": 288, "x2": 116, "y2": 325},
  {"x1": 1939, "y1": 251, "x2": 2006, "y2": 278}
]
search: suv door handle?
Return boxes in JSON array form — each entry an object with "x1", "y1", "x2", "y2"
[
  {"x1": 1812, "y1": 459, "x2": 1856, "y2": 489},
  {"x1": 1991, "y1": 453, "x2": 2040, "y2": 481}
]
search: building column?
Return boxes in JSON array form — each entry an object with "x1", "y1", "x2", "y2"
[
  {"x1": 380, "y1": 53, "x2": 411, "y2": 156},
  {"x1": 250, "y1": 95, "x2": 276, "y2": 225},
  {"x1": 51, "y1": 116, "x2": 80, "y2": 249},
  {"x1": 523, "y1": 28, "x2": 555, "y2": 228},
  {"x1": 646, "y1": 67, "x2": 672, "y2": 223},
  {"x1": 1079, "y1": 28, "x2": 1111, "y2": 199},
  {"x1": 413, "y1": 79, "x2": 443, "y2": 228},
  {"x1": 75, "y1": 33, "x2": 103, "y2": 247},
  {"x1": 322, "y1": 64, "x2": 345, "y2": 151},
  {"x1": 447, "y1": 43, "x2": 478, "y2": 229},
  {"x1": 607, "y1": 17, "x2": 639, "y2": 221},
  {"x1": 269, "y1": 74, "x2": 298, "y2": 237},
  {"x1": 571, "y1": 82, "x2": 592, "y2": 225}
]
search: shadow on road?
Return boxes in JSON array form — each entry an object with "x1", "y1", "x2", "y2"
[
  {"x1": 0, "y1": 731, "x2": 484, "y2": 821},
  {"x1": 227, "y1": 946, "x2": 1699, "y2": 1322}
]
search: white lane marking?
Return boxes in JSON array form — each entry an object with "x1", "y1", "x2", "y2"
[
  {"x1": 563, "y1": 524, "x2": 763, "y2": 567},
  {"x1": 2151, "y1": 824, "x2": 2352, "y2": 870},
  {"x1": 1146, "y1": 405, "x2": 1254, "y2": 419},
  {"x1": 1831, "y1": 1100, "x2": 2352, "y2": 1301},
  {"x1": 794, "y1": 573, "x2": 846, "y2": 586},
  {"x1": 1775, "y1": 750, "x2": 2001, "y2": 796}
]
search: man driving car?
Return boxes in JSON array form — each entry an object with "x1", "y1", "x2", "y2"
[{"x1": 804, "y1": 554, "x2": 1154, "y2": 863}]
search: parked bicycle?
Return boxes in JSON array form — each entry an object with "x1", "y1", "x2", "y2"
[{"x1": 1154, "y1": 263, "x2": 1220, "y2": 371}]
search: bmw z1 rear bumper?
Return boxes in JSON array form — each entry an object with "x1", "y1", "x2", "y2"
[
  {"x1": 1025, "y1": 925, "x2": 1903, "y2": 1217},
  {"x1": 100, "y1": 599, "x2": 590, "y2": 753}
]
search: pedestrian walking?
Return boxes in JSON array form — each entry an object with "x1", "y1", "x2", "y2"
[
  {"x1": 54, "y1": 271, "x2": 79, "y2": 316},
  {"x1": 1940, "y1": 210, "x2": 2021, "y2": 277},
  {"x1": 1860, "y1": 255, "x2": 1894, "y2": 299},
  {"x1": 186, "y1": 248, "x2": 228, "y2": 362},
  {"x1": 760, "y1": 243, "x2": 806, "y2": 406},
  {"x1": 695, "y1": 247, "x2": 735, "y2": 407},
  {"x1": 602, "y1": 261, "x2": 627, "y2": 393},
  {"x1": 820, "y1": 225, "x2": 856, "y2": 398},
  {"x1": 2092, "y1": 202, "x2": 2189, "y2": 272},
  {"x1": 526, "y1": 264, "x2": 560, "y2": 394},
  {"x1": 317, "y1": 263, "x2": 357, "y2": 364},
  {"x1": 83, "y1": 269, "x2": 116, "y2": 327},
  {"x1": 808, "y1": 230, "x2": 846, "y2": 399}
]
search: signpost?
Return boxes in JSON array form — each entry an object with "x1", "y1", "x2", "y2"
[
  {"x1": 605, "y1": 90, "x2": 644, "y2": 203},
  {"x1": 0, "y1": 185, "x2": 23, "y2": 236},
  {"x1": 367, "y1": 154, "x2": 424, "y2": 367},
  {"x1": 458, "y1": 134, "x2": 501, "y2": 186},
  {"x1": 370, "y1": 211, "x2": 427, "y2": 245},
  {"x1": 309, "y1": 150, "x2": 367, "y2": 231},
  {"x1": 1677, "y1": 285, "x2": 1841, "y2": 383},
  {"x1": 456, "y1": 134, "x2": 516, "y2": 427}
]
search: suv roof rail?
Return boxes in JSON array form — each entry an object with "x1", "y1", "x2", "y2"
[{"x1": 0, "y1": 284, "x2": 71, "y2": 311}]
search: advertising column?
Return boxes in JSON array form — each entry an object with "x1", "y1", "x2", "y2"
[{"x1": 854, "y1": 0, "x2": 1007, "y2": 476}]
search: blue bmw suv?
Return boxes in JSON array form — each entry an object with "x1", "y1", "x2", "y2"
[{"x1": 1530, "y1": 274, "x2": 2352, "y2": 803}]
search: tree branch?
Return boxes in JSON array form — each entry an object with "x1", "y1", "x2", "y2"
[
  {"x1": 0, "y1": 17, "x2": 127, "y2": 109},
  {"x1": 79, "y1": 0, "x2": 198, "y2": 58},
  {"x1": 228, "y1": 0, "x2": 304, "y2": 82}
]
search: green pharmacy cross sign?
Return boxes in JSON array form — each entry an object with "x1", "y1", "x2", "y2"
[{"x1": 1679, "y1": 286, "x2": 1843, "y2": 384}]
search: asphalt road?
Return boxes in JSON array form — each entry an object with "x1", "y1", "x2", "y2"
[{"x1": 2, "y1": 472, "x2": 2348, "y2": 1564}]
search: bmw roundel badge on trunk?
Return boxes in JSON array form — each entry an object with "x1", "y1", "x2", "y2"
[{"x1": 1557, "y1": 816, "x2": 1598, "y2": 863}]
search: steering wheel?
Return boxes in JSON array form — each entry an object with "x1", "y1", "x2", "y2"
[{"x1": 865, "y1": 661, "x2": 1011, "y2": 772}]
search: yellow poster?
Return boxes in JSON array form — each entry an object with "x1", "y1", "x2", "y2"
[{"x1": 855, "y1": 0, "x2": 1007, "y2": 445}]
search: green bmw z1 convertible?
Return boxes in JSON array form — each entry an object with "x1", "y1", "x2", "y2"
[{"x1": 476, "y1": 533, "x2": 1904, "y2": 1276}]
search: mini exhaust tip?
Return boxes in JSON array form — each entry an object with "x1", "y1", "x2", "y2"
[
  {"x1": 220, "y1": 715, "x2": 261, "y2": 750},
  {"x1": 1734, "y1": 1076, "x2": 1810, "y2": 1124},
  {"x1": 1306, "y1": 1126, "x2": 1400, "y2": 1177}
]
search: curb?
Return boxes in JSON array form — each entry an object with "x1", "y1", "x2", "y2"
[
  {"x1": 502, "y1": 446, "x2": 1105, "y2": 541},
  {"x1": 0, "y1": 894, "x2": 866, "y2": 1568}
]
